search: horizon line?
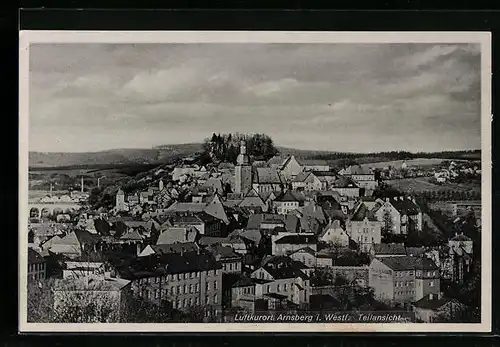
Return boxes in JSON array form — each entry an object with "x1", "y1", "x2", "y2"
[{"x1": 28, "y1": 143, "x2": 482, "y2": 155}]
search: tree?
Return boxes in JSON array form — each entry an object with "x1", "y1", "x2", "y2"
[
  {"x1": 381, "y1": 209, "x2": 393, "y2": 236},
  {"x1": 27, "y1": 278, "x2": 55, "y2": 322}
]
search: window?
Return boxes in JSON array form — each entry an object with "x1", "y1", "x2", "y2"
[
  {"x1": 195, "y1": 283, "x2": 199, "y2": 292},
  {"x1": 190, "y1": 284, "x2": 194, "y2": 293},
  {"x1": 229, "y1": 263, "x2": 233, "y2": 271},
  {"x1": 155, "y1": 289, "x2": 159, "y2": 299},
  {"x1": 430, "y1": 281, "x2": 435, "y2": 287},
  {"x1": 266, "y1": 285, "x2": 270, "y2": 293},
  {"x1": 284, "y1": 283, "x2": 287, "y2": 291},
  {"x1": 177, "y1": 286, "x2": 181, "y2": 295},
  {"x1": 206, "y1": 282, "x2": 210, "y2": 292},
  {"x1": 178, "y1": 300, "x2": 182, "y2": 308},
  {"x1": 184, "y1": 273, "x2": 188, "y2": 280},
  {"x1": 189, "y1": 297, "x2": 193, "y2": 306},
  {"x1": 183, "y1": 299, "x2": 187, "y2": 307},
  {"x1": 183, "y1": 285, "x2": 187, "y2": 294},
  {"x1": 277, "y1": 284, "x2": 281, "y2": 292},
  {"x1": 214, "y1": 281, "x2": 218, "y2": 290},
  {"x1": 206, "y1": 296, "x2": 210, "y2": 305},
  {"x1": 196, "y1": 297, "x2": 200, "y2": 305}
]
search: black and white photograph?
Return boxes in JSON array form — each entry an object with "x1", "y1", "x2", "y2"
[{"x1": 18, "y1": 31, "x2": 492, "y2": 333}]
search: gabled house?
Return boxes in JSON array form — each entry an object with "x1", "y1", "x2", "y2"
[
  {"x1": 271, "y1": 234, "x2": 318, "y2": 256},
  {"x1": 369, "y1": 255, "x2": 440, "y2": 303},
  {"x1": 319, "y1": 219, "x2": 348, "y2": 247},
  {"x1": 277, "y1": 155, "x2": 303, "y2": 182},
  {"x1": 346, "y1": 203, "x2": 382, "y2": 253},
  {"x1": 250, "y1": 256, "x2": 311, "y2": 306},
  {"x1": 272, "y1": 190, "x2": 306, "y2": 215},
  {"x1": 291, "y1": 171, "x2": 322, "y2": 192},
  {"x1": 338, "y1": 164, "x2": 377, "y2": 190},
  {"x1": 156, "y1": 226, "x2": 198, "y2": 245},
  {"x1": 252, "y1": 167, "x2": 283, "y2": 195},
  {"x1": 370, "y1": 243, "x2": 407, "y2": 258},
  {"x1": 375, "y1": 196, "x2": 423, "y2": 235},
  {"x1": 412, "y1": 293, "x2": 466, "y2": 322}
]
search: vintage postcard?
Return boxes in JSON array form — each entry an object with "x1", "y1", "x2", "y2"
[{"x1": 18, "y1": 31, "x2": 492, "y2": 333}]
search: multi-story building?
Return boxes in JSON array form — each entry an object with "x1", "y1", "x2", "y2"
[
  {"x1": 369, "y1": 256, "x2": 440, "y2": 303},
  {"x1": 250, "y1": 256, "x2": 311, "y2": 306},
  {"x1": 272, "y1": 234, "x2": 318, "y2": 256},
  {"x1": 291, "y1": 171, "x2": 323, "y2": 192},
  {"x1": 375, "y1": 196, "x2": 423, "y2": 235},
  {"x1": 117, "y1": 250, "x2": 223, "y2": 315},
  {"x1": 272, "y1": 190, "x2": 305, "y2": 215},
  {"x1": 28, "y1": 248, "x2": 46, "y2": 281},
  {"x1": 346, "y1": 203, "x2": 382, "y2": 253},
  {"x1": 338, "y1": 164, "x2": 378, "y2": 191}
]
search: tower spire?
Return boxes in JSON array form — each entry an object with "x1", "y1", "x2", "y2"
[{"x1": 236, "y1": 139, "x2": 249, "y2": 165}]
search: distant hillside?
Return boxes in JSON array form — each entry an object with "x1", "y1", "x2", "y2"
[{"x1": 29, "y1": 143, "x2": 203, "y2": 168}]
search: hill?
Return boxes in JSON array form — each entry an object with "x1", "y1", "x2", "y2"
[{"x1": 29, "y1": 143, "x2": 204, "y2": 168}]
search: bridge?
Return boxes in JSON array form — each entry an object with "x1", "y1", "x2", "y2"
[{"x1": 28, "y1": 200, "x2": 83, "y2": 218}]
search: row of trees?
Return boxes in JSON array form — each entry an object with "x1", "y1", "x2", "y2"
[
  {"x1": 201, "y1": 133, "x2": 279, "y2": 164},
  {"x1": 311, "y1": 150, "x2": 480, "y2": 162},
  {"x1": 418, "y1": 189, "x2": 480, "y2": 201}
]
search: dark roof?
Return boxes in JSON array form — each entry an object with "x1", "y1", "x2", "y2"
[
  {"x1": 378, "y1": 256, "x2": 438, "y2": 271},
  {"x1": 117, "y1": 250, "x2": 221, "y2": 279},
  {"x1": 290, "y1": 246, "x2": 316, "y2": 256},
  {"x1": 261, "y1": 257, "x2": 309, "y2": 280},
  {"x1": 373, "y1": 243, "x2": 406, "y2": 255},
  {"x1": 232, "y1": 276, "x2": 257, "y2": 288},
  {"x1": 330, "y1": 176, "x2": 358, "y2": 188},
  {"x1": 246, "y1": 213, "x2": 299, "y2": 233},
  {"x1": 350, "y1": 203, "x2": 377, "y2": 222},
  {"x1": 274, "y1": 190, "x2": 304, "y2": 203},
  {"x1": 274, "y1": 234, "x2": 317, "y2": 245},
  {"x1": 253, "y1": 167, "x2": 282, "y2": 184},
  {"x1": 28, "y1": 248, "x2": 45, "y2": 264},
  {"x1": 74, "y1": 229, "x2": 100, "y2": 246},
  {"x1": 413, "y1": 294, "x2": 458, "y2": 310},
  {"x1": 150, "y1": 243, "x2": 199, "y2": 255},
  {"x1": 388, "y1": 197, "x2": 421, "y2": 215},
  {"x1": 450, "y1": 233, "x2": 472, "y2": 242},
  {"x1": 207, "y1": 244, "x2": 242, "y2": 260}
]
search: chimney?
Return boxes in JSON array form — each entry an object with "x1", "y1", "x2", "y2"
[
  {"x1": 438, "y1": 292, "x2": 443, "y2": 300},
  {"x1": 429, "y1": 293, "x2": 434, "y2": 300},
  {"x1": 385, "y1": 197, "x2": 389, "y2": 202}
]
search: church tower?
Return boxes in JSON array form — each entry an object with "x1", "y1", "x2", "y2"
[
  {"x1": 116, "y1": 188, "x2": 126, "y2": 211},
  {"x1": 235, "y1": 140, "x2": 252, "y2": 194}
]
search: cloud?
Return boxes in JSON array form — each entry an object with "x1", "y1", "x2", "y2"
[{"x1": 28, "y1": 43, "x2": 482, "y2": 153}]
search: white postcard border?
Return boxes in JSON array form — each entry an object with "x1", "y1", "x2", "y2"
[{"x1": 18, "y1": 30, "x2": 492, "y2": 333}]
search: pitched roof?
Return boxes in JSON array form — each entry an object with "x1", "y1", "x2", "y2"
[
  {"x1": 450, "y1": 233, "x2": 472, "y2": 242},
  {"x1": 254, "y1": 167, "x2": 282, "y2": 184},
  {"x1": 150, "y1": 242, "x2": 199, "y2": 255},
  {"x1": 330, "y1": 176, "x2": 359, "y2": 188},
  {"x1": 274, "y1": 234, "x2": 317, "y2": 245},
  {"x1": 207, "y1": 244, "x2": 242, "y2": 260},
  {"x1": 156, "y1": 227, "x2": 198, "y2": 245},
  {"x1": 292, "y1": 171, "x2": 312, "y2": 183},
  {"x1": 53, "y1": 276, "x2": 131, "y2": 291},
  {"x1": 297, "y1": 159, "x2": 329, "y2": 167},
  {"x1": 117, "y1": 250, "x2": 221, "y2": 279},
  {"x1": 290, "y1": 246, "x2": 316, "y2": 256},
  {"x1": 260, "y1": 256, "x2": 309, "y2": 280},
  {"x1": 120, "y1": 228, "x2": 143, "y2": 241},
  {"x1": 413, "y1": 294, "x2": 458, "y2": 310},
  {"x1": 275, "y1": 190, "x2": 302, "y2": 202},
  {"x1": 28, "y1": 248, "x2": 45, "y2": 264},
  {"x1": 350, "y1": 203, "x2": 378, "y2": 222},
  {"x1": 373, "y1": 243, "x2": 407, "y2": 255},
  {"x1": 340, "y1": 164, "x2": 370, "y2": 175},
  {"x1": 388, "y1": 197, "x2": 421, "y2": 215},
  {"x1": 378, "y1": 256, "x2": 438, "y2": 271},
  {"x1": 247, "y1": 213, "x2": 300, "y2": 233}
]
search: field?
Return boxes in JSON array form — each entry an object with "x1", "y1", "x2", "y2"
[
  {"x1": 385, "y1": 177, "x2": 481, "y2": 195},
  {"x1": 360, "y1": 158, "x2": 447, "y2": 170}
]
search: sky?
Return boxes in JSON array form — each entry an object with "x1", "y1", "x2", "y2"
[{"x1": 29, "y1": 43, "x2": 482, "y2": 153}]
